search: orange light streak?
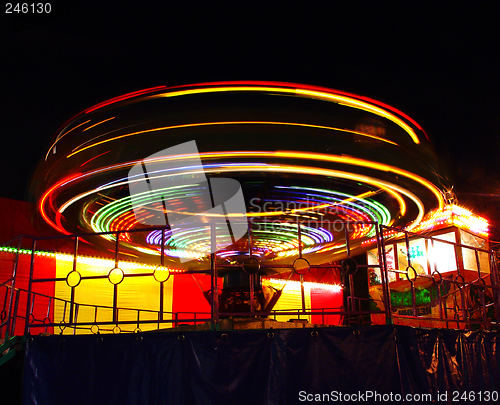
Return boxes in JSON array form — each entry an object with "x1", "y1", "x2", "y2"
[
  {"x1": 152, "y1": 150, "x2": 443, "y2": 210},
  {"x1": 38, "y1": 173, "x2": 82, "y2": 234},
  {"x1": 150, "y1": 85, "x2": 421, "y2": 144},
  {"x1": 53, "y1": 147, "x2": 442, "y2": 228},
  {"x1": 82, "y1": 117, "x2": 115, "y2": 131},
  {"x1": 168, "y1": 80, "x2": 427, "y2": 134},
  {"x1": 65, "y1": 121, "x2": 397, "y2": 158},
  {"x1": 246, "y1": 190, "x2": 379, "y2": 217},
  {"x1": 45, "y1": 120, "x2": 91, "y2": 160},
  {"x1": 57, "y1": 163, "x2": 415, "y2": 231}
]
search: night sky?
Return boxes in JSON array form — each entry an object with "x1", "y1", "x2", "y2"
[{"x1": 2, "y1": 3, "x2": 499, "y2": 235}]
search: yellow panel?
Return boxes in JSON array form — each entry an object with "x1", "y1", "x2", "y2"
[
  {"x1": 54, "y1": 254, "x2": 174, "y2": 334},
  {"x1": 264, "y1": 279, "x2": 311, "y2": 323}
]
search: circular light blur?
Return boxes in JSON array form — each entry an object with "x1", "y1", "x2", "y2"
[{"x1": 32, "y1": 81, "x2": 448, "y2": 267}]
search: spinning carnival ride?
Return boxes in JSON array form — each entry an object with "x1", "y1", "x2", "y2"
[
  {"x1": 33, "y1": 81, "x2": 448, "y2": 262},
  {"x1": 26, "y1": 81, "x2": 455, "y2": 327}
]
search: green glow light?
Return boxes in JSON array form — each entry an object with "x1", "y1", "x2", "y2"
[{"x1": 391, "y1": 287, "x2": 434, "y2": 307}]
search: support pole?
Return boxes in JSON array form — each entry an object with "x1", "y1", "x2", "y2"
[
  {"x1": 377, "y1": 225, "x2": 393, "y2": 324},
  {"x1": 24, "y1": 239, "x2": 36, "y2": 336},
  {"x1": 6, "y1": 236, "x2": 22, "y2": 337},
  {"x1": 210, "y1": 224, "x2": 219, "y2": 330},
  {"x1": 113, "y1": 233, "x2": 120, "y2": 324},
  {"x1": 69, "y1": 237, "x2": 79, "y2": 325}
]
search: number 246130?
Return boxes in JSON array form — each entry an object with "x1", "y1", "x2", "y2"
[{"x1": 6, "y1": 3, "x2": 51, "y2": 13}]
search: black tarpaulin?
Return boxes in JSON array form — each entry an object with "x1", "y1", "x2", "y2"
[{"x1": 22, "y1": 325, "x2": 500, "y2": 404}]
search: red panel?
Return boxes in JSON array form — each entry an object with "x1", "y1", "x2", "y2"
[
  {"x1": 310, "y1": 288, "x2": 343, "y2": 326},
  {"x1": 0, "y1": 252, "x2": 56, "y2": 336},
  {"x1": 171, "y1": 274, "x2": 211, "y2": 325},
  {"x1": 0, "y1": 197, "x2": 40, "y2": 242}
]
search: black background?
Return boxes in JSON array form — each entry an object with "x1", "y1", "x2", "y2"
[{"x1": 2, "y1": 2, "x2": 499, "y2": 237}]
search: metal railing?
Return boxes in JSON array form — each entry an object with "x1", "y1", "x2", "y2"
[
  {"x1": 379, "y1": 225, "x2": 500, "y2": 330},
  {"x1": 0, "y1": 235, "x2": 27, "y2": 340},
  {"x1": 1, "y1": 220, "x2": 500, "y2": 337}
]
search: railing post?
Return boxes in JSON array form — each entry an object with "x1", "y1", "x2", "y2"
[
  {"x1": 6, "y1": 236, "x2": 23, "y2": 337},
  {"x1": 113, "y1": 232, "x2": 120, "y2": 324},
  {"x1": 210, "y1": 223, "x2": 219, "y2": 330},
  {"x1": 10, "y1": 289, "x2": 20, "y2": 337},
  {"x1": 159, "y1": 228, "x2": 165, "y2": 324},
  {"x1": 69, "y1": 237, "x2": 79, "y2": 325},
  {"x1": 24, "y1": 238, "x2": 36, "y2": 336},
  {"x1": 377, "y1": 225, "x2": 393, "y2": 324},
  {"x1": 297, "y1": 219, "x2": 307, "y2": 315},
  {"x1": 489, "y1": 253, "x2": 500, "y2": 329}
]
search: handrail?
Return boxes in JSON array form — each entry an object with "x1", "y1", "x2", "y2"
[
  {"x1": 379, "y1": 224, "x2": 499, "y2": 329},
  {"x1": 1, "y1": 219, "x2": 499, "y2": 337},
  {"x1": 2, "y1": 282, "x2": 212, "y2": 335},
  {"x1": 0, "y1": 234, "x2": 35, "y2": 248}
]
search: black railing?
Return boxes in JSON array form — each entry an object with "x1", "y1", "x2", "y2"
[
  {"x1": 1, "y1": 220, "x2": 500, "y2": 337},
  {"x1": 379, "y1": 225, "x2": 500, "y2": 329}
]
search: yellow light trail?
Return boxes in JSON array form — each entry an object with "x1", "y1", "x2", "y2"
[
  {"x1": 82, "y1": 117, "x2": 115, "y2": 131},
  {"x1": 44, "y1": 120, "x2": 91, "y2": 161},
  {"x1": 295, "y1": 89, "x2": 420, "y2": 144},
  {"x1": 139, "y1": 150, "x2": 443, "y2": 209},
  {"x1": 274, "y1": 151, "x2": 443, "y2": 208},
  {"x1": 121, "y1": 189, "x2": 382, "y2": 219},
  {"x1": 64, "y1": 121, "x2": 397, "y2": 158},
  {"x1": 61, "y1": 149, "x2": 443, "y2": 214},
  {"x1": 49, "y1": 144, "x2": 447, "y2": 226},
  {"x1": 246, "y1": 190, "x2": 382, "y2": 217},
  {"x1": 54, "y1": 163, "x2": 420, "y2": 228},
  {"x1": 150, "y1": 85, "x2": 421, "y2": 144}
]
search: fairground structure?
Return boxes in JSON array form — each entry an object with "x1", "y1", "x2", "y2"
[{"x1": 2, "y1": 82, "x2": 499, "y2": 404}]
